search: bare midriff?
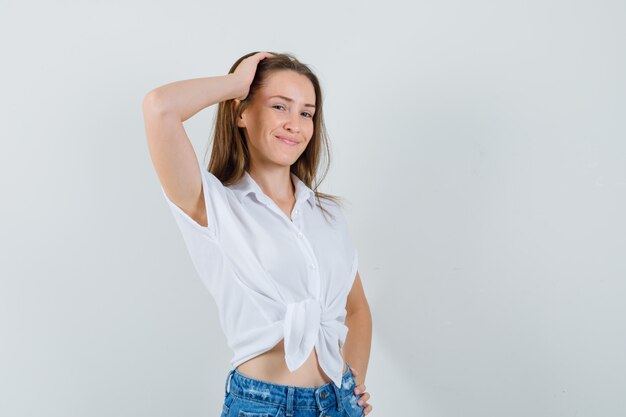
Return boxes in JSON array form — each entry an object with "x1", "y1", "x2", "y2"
[{"x1": 235, "y1": 339, "x2": 347, "y2": 388}]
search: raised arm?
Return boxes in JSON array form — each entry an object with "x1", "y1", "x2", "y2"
[
  {"x1": 142, "y1": 52, "x2": 274, "y2": 228},
  {"x1": 142, "y1": 73, "x2": 246, "y2": 228}
]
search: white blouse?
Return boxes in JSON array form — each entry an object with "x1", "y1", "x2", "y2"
[{"x1": 160, "y1": 158, "x2": 359, "y2": 388}]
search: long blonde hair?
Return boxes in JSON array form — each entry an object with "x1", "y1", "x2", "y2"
[{"x1": 203, "y1": 51, "x2": 344, "y2": 220}]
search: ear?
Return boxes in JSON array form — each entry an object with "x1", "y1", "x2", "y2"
[{"x1": 234, "y1": 99, "x2": 247, "y2": 128}]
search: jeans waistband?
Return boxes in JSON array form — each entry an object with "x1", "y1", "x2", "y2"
[{"x1": 224, "y1": 361, "x2": 354, "y2": 412}]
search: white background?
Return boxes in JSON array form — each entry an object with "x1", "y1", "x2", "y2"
[{"x1": 1, "y1": 0, "x2": 625, "y2": 416}]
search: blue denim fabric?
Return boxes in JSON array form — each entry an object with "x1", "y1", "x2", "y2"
[{"x1": 220, "y1": 361, "x2": 365, "y2": 417}]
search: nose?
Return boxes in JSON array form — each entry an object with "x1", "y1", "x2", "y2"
[{"x1": 284, "y1": 111, "x2": 301, "y2": 133}]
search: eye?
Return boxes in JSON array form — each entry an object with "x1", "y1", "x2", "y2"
[{"x1": 273, "y1": 104, "x2": 313, "y2": 119}]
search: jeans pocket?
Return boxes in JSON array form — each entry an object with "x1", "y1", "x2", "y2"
[
  {"x1": 341, "y1": 392, "x2": 365, "y2": 417},
  {"x1": 234, "y1": 397, "x2": 281, "y2": 417},
  {"x1": 341, "y1": 376, "x2": 365, "y2": 417},
  {"x1": 238, "y1": 412, "x2": 270, "y2": 417}
]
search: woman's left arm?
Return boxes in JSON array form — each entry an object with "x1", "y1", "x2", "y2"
[{"x1": 343, "y1": 271, "x2": 373, "y2": 414}]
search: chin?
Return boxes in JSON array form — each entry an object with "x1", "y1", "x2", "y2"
[
  {"x1": 269, "y1": 152, "x2": 304, "y2": 167},
  {"x1": 278, "y1": 159, "x2": 300, "y2": 168}
]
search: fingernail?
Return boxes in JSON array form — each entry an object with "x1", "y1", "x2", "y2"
[{"x1": 355, "y1": 389, "x2": 360, "y2": 395}]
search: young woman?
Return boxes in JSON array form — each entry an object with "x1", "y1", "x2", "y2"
[{"x1": 142, "y1": 51, "x2": 373, "y2": 417}]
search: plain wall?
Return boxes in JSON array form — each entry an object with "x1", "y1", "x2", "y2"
[{"x1": 1, "y1": 0, "x2": 625, "y2": 416}]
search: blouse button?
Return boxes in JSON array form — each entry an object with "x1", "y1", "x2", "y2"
[
  {"x1": 310, "y1": 264, "x2": 317, "y2": 269},
  {"x1": 294, "y1": 209, "x2": 299, "y2": 214},
  {"x1": 297, "y1": 232, "x2": 303, "y2": 239}
]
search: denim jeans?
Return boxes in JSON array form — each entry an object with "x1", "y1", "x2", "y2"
[{"x1": 220, "y1": 361, "x2": 365, "y2": 417}]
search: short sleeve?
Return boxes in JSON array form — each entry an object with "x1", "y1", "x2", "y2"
[
  {"x1": 329, "y1": 200, "x2": 359, "y2": 283},
  {"x1": 160, "y1": 158, "x2": 225, "y2": 241},
  {"x1": 159, "y1": 158, "x2": 232, "y2": 294},
  {"x1": 350, "y1": 242, "x2": 359, "y2": 281}
]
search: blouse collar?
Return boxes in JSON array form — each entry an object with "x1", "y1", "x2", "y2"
[{"x1": 229, "y1": 170, "x2": 315, "y2": 207}]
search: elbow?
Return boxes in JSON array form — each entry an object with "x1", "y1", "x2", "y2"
[
  {"x1": 346, "y1": 303, "x2": 372, "y2": 320},
  {"x1": 142, "y1": 90, "x2": 169, "y2": 116}
]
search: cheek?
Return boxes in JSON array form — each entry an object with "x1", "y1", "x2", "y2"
[
  {"x1": 260, "y1": 112, "x2": 282, "y2": 132},
  {"x1": 306, "y1": 123, "x2": 315, "y2": 139}
]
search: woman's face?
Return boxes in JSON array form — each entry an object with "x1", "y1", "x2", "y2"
[{"x1": 237, "y1": 70, "x2": 316, "y2": 169}]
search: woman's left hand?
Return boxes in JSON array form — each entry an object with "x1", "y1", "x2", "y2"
[{"x1": 350, "y1": 366, "x2": 373, "y2": 415}]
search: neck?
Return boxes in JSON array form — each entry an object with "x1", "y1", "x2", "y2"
[{"x1": 247, "y1": 164, "x2": 295, "y2": 203}]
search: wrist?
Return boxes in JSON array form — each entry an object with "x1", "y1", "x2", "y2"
[{"x1": 225, "y1": 73, "x2": 247, "y2": 101}]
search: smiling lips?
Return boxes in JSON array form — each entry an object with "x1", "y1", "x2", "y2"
[{"x1": 277, "y1": 135, "x2": 299, "y2": 145}]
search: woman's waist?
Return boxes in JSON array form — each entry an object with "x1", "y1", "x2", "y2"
[{"x1": 235, "y1": 340, "x2": 346, "y2": 388}]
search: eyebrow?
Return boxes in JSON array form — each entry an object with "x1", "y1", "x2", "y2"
[{"x1": 268, "y1": 95, "x2": 316, "y2": 109}]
